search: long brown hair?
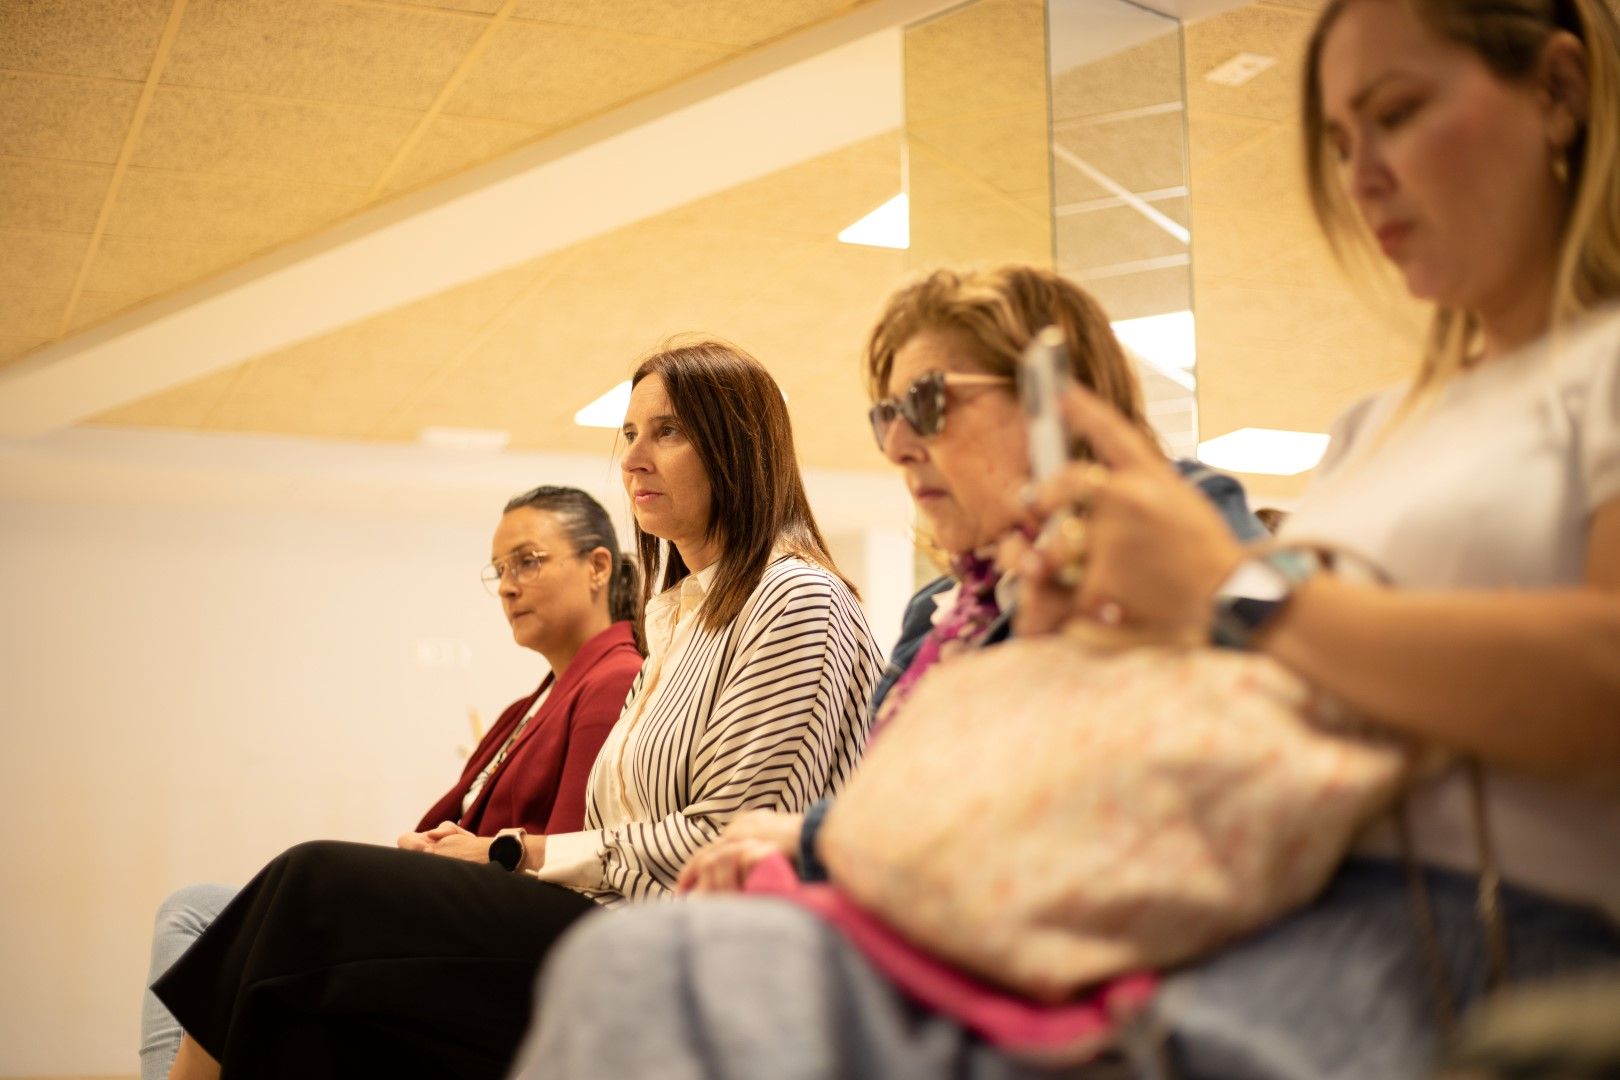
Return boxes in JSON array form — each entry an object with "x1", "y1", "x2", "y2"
[
  {"x1": 862, "y1": 265, "x2": 1155, "y2": 443},
  {"x1": 630, "y1": 339, "x2": 854, "y2": 631},
  {"x1": 1302, "y1": 0, "x2": 1620, "y2": 394}
]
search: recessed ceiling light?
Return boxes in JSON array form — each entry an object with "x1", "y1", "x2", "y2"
[
  {"x1": 418, "y1": 426, "x2": 510, "y2": 451},
  {"x1": 1112, "y1": 310, "x2": 1195, "y2": 371},
  {"x1": 574, "y1": 380, "x2": 631, "y2": 429},
  {"x1": 838, "y1": 193, "x2": 909, "y2": 250},
  {"x1": 1205, "y1": 51, "x2": 1276, "y2": 87},
  {"x1": 1198, "y1": 427, "x2": 1329, "y2": 476}
]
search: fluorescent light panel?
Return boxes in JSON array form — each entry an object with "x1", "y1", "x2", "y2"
[
  {"x1": 1111, "y1": 310, "x2": 1195, "y2": 371},
  {"x1": 574, "y1": 380, "x2": 633, "y2": 429},
  {"x1": 838, "y1": 193, "x2": 909, "y2": 249},
  {"x1": 1198, "y1": 427, "x2": 1329, "y2": 476}
]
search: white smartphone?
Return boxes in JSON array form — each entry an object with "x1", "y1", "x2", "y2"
[{"x1": 1020, "y1": 325, "x2": 1074, "y2": 482}]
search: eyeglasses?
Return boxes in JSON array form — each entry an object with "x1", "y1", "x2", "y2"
[
  {"x1": 867, "y1": 370, "x2": 1013, "y2": 450},
  {"x1": 481, "y1": 549, "x2": 557, "y2": 596}
]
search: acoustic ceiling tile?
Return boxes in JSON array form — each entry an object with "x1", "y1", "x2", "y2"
[
  {"x1": 1185, "y1": 2, "x2": 1313, "y2": 125},
  {"x1": 0, "y1": 158, "x2": 112, "y2": 233},
  {"x1": 380, "y1": 115, "x2": 543, "y2": 194},
  {"x1": 905, "y1": 0, "x2": 1046, "y2": 128},
  {"x1": 1053, "y1": 112, "x2": 1189, "y2": 202},
  {"x1": 1065, "y1": 264, "x2": 1192, "y2": 324},
  {"x1": 444, "y1": 19, "x2": 731, "y2": 128},
  {"x1": 133, "y1": 88, "x2": 421, "y2": 187},
  {"x1": 162, "y1": 0, "x2": 486, "y2": 111},
  {"x1": 88, "y1": 364, "x2": 243, "y2": 428},
  {"x1": 104, "y1": 169, "x2": 366, "y2": 245},
  {"x1": 0, "y1": 287, "x2": 69, "y2": 338},
  {"x1": 1049, "y1": 33, "x2": 1183, "y2": 125},
  {"x1": 510, "y1": 0, "x2": 862, "y2": 49},
  {"x1": 67, "y1": 291, "x2": 144, "y2": 332},
  {"x1": 0, "y1": 230, "x2": 91, "y2": 292},
  {"x1": 0, "y1": 0, "x2": 174, "y2": 81},
  {"x1": 82, "y1": 235, "x2": 252, "y2": 298},
  {"x1": 0, "y1": 72, "x2": 143, "y2": 164}
]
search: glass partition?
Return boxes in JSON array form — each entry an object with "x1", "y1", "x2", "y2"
[{"x1": 1048, "y1": 0, "x2": 1196, "y2": 456}]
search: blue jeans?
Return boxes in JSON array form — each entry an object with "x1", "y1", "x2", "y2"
[
  {"x1": 1150, "y1": 858, "x2": 1620, "y2": 1080},
  {"x1": 140, "y1": 883, "x2": 237, "y2": 1080}
]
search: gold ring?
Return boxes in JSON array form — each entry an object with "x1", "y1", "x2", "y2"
[{"x1": 1057, "y1": 513, "x2": 1087, "y2": 549}]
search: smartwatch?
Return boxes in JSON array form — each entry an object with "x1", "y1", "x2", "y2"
[
  {"x1": 488, "y1": 827, "x2": 528, "y2": 872},
  {"x1": 1211, "y1": 547, "x2": 1325, "y2": 649}
]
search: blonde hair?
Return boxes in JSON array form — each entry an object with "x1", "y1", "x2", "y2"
[
  {"x1": 1302, "y1": 0, "x2": 1620, "y2": 395},
  {"x1": 862, "y1": 265, "x2": 1154, "y2": 443}
]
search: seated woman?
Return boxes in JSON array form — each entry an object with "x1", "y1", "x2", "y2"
[
  {"x1": 512, "y1": 265, "x2": 1263, "y2": 1076},
  {"x1": 515, "y1": 0, "x2": 1620, "y2": 1076},
  {"x1": 676, "y1": 264, "x2": 1265, "y2": 893},
  {"x1": 151, "y1": 340, "x2": 884, "y2": 1080},
  {"x1": 137, "y1": 484, "x2": 643, "y2": 1080}
]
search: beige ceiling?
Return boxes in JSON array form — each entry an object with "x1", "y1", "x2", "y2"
[
  {"x1": 2, "y1": 0, "x2": 1437, "y2": 500},
  {"x1": 0, "y1": 0, "x2": 879, "y2": 364}
]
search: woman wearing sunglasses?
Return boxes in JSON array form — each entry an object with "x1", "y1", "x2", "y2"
[
  {"x1": 672, "y1": 265, "x2": 1266, "y2": 895},
  {"x1": 508, "y1": 266, "x2": 1264, "y2": 1079},
  {"x1": 138, "y1": 484, "x2": 644, "y2": 1080},
  {"x1": 151, "y1": 341, "x2": 883, "y2": 1080}
]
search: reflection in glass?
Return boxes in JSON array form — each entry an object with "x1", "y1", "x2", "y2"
[{"x1": 1048, "y1": 0, "x2": 1197, "y2": 457}]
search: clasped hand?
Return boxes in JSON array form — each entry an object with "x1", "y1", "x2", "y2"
[
  {"x1": 396, "y1": 821, "x2": 491, "y2": 862},
  {"x1": 675, "y1": 809, "x2": 804, "y2": 894}
]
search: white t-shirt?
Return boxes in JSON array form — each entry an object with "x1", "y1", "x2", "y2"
[{"x1": 1281, "y1": 307, "x2": 1620, "y2": 922}]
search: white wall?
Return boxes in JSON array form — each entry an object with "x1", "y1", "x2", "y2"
[
  {"x1": 0, "y1": 497, "x2": 546, "y2": 1075},
  {"x1": 0, "y1": 431, "x2": 914, "y2": 1076}
]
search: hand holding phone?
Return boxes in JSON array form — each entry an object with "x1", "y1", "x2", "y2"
[{"x1": 1020, "y1": 325, "x2": 1075, "y2": 482}]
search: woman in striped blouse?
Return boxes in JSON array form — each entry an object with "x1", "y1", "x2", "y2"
[{"x1": 152, "y1": 339, "x2": 883, "y2": 1080}]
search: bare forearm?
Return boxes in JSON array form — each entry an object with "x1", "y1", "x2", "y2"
[{"x1": 1261, "y1": 576, "x2": 1620, "y2": 774}]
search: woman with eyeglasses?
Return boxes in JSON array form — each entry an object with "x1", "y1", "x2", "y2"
[
  {"x1": 151, "y1": 340, "x2": 883, "y2": 1080},
  {"x1": 137, "y1": 484, "x2": 643, "y2": 1080},
  {"x1": 504, "y1": 266, "x2": 1263, "y2": 1080}
]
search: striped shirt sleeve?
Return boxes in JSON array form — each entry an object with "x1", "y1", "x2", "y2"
[{"x1": 539, "y1": 559, "x2": 881, "y2": 903}]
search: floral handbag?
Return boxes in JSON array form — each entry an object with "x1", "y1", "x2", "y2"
[{"x1": 817, "y1": 629, "x2": 1413, "y2": 1003}]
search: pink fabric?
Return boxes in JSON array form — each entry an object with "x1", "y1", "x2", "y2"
[
  {"x1": 873, "y1": 551, "x2": 1003, "y2": 737},
  {"x1": 745, "y1": 852, "x2": 1157, "y2": 1064}
]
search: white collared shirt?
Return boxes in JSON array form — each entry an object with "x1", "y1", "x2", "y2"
[{"x1": 533, "y1": 553, "x2": 883, "y2": 904}]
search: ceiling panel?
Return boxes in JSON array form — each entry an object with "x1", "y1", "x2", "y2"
[
  {"x1": 132, "y1": 87, "x2": 421, "y2": 186},
  {"x1": 905, "y1": 0, "x2": 1046, "y2": 128},
  {"x1": 0, "y1": 0, "x2": 174, "y2": 81},
  {"x1": 0, "y1": 288, "x2": 71, "y2": 341},
  {"x1": 379, "y1": 115, "x2": 542, "y2": 193},
  {"x1": 0, "y1": 158, "x2": 112, "y2": 233},
  {"x1": 161, "y1": 0, "x2": 486, "y2": 109},
  {"x1": 443, "y1": 19, "x2": 731, "y2": 129},
  {"x1": 0, "y1": 72, "x2": 142, "y2": 163},
  {"x1": 0, "y1": 230, "x2": 90, "y2": 293},
  {"x1": 81, "y1": 235, "x2": 252, "y2": 297},
  {"x1": 510, "y1": 0, "x2": 865, "y2": 49},
  {"x1": 1185, "y1": 0, "x2": 1316, "y2": 123},
  {"x1": 102, "y1": 170, "x2": 366, "y2": 244},
  {"x1": 67, "y1": 291, "x2": 146, "y2": 333}
]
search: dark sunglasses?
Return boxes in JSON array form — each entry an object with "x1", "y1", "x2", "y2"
[{"x1": 867, "y1": 370, "x2": 1013, "y2": 450}]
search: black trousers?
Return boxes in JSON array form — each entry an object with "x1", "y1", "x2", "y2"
[{"x1": 152, "y1": 840, "x2": 600, "y2": 1080}]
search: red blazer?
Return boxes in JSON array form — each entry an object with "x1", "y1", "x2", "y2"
[{"x1": 415, "y1": 621, "x2": 642, "y2": 836}]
